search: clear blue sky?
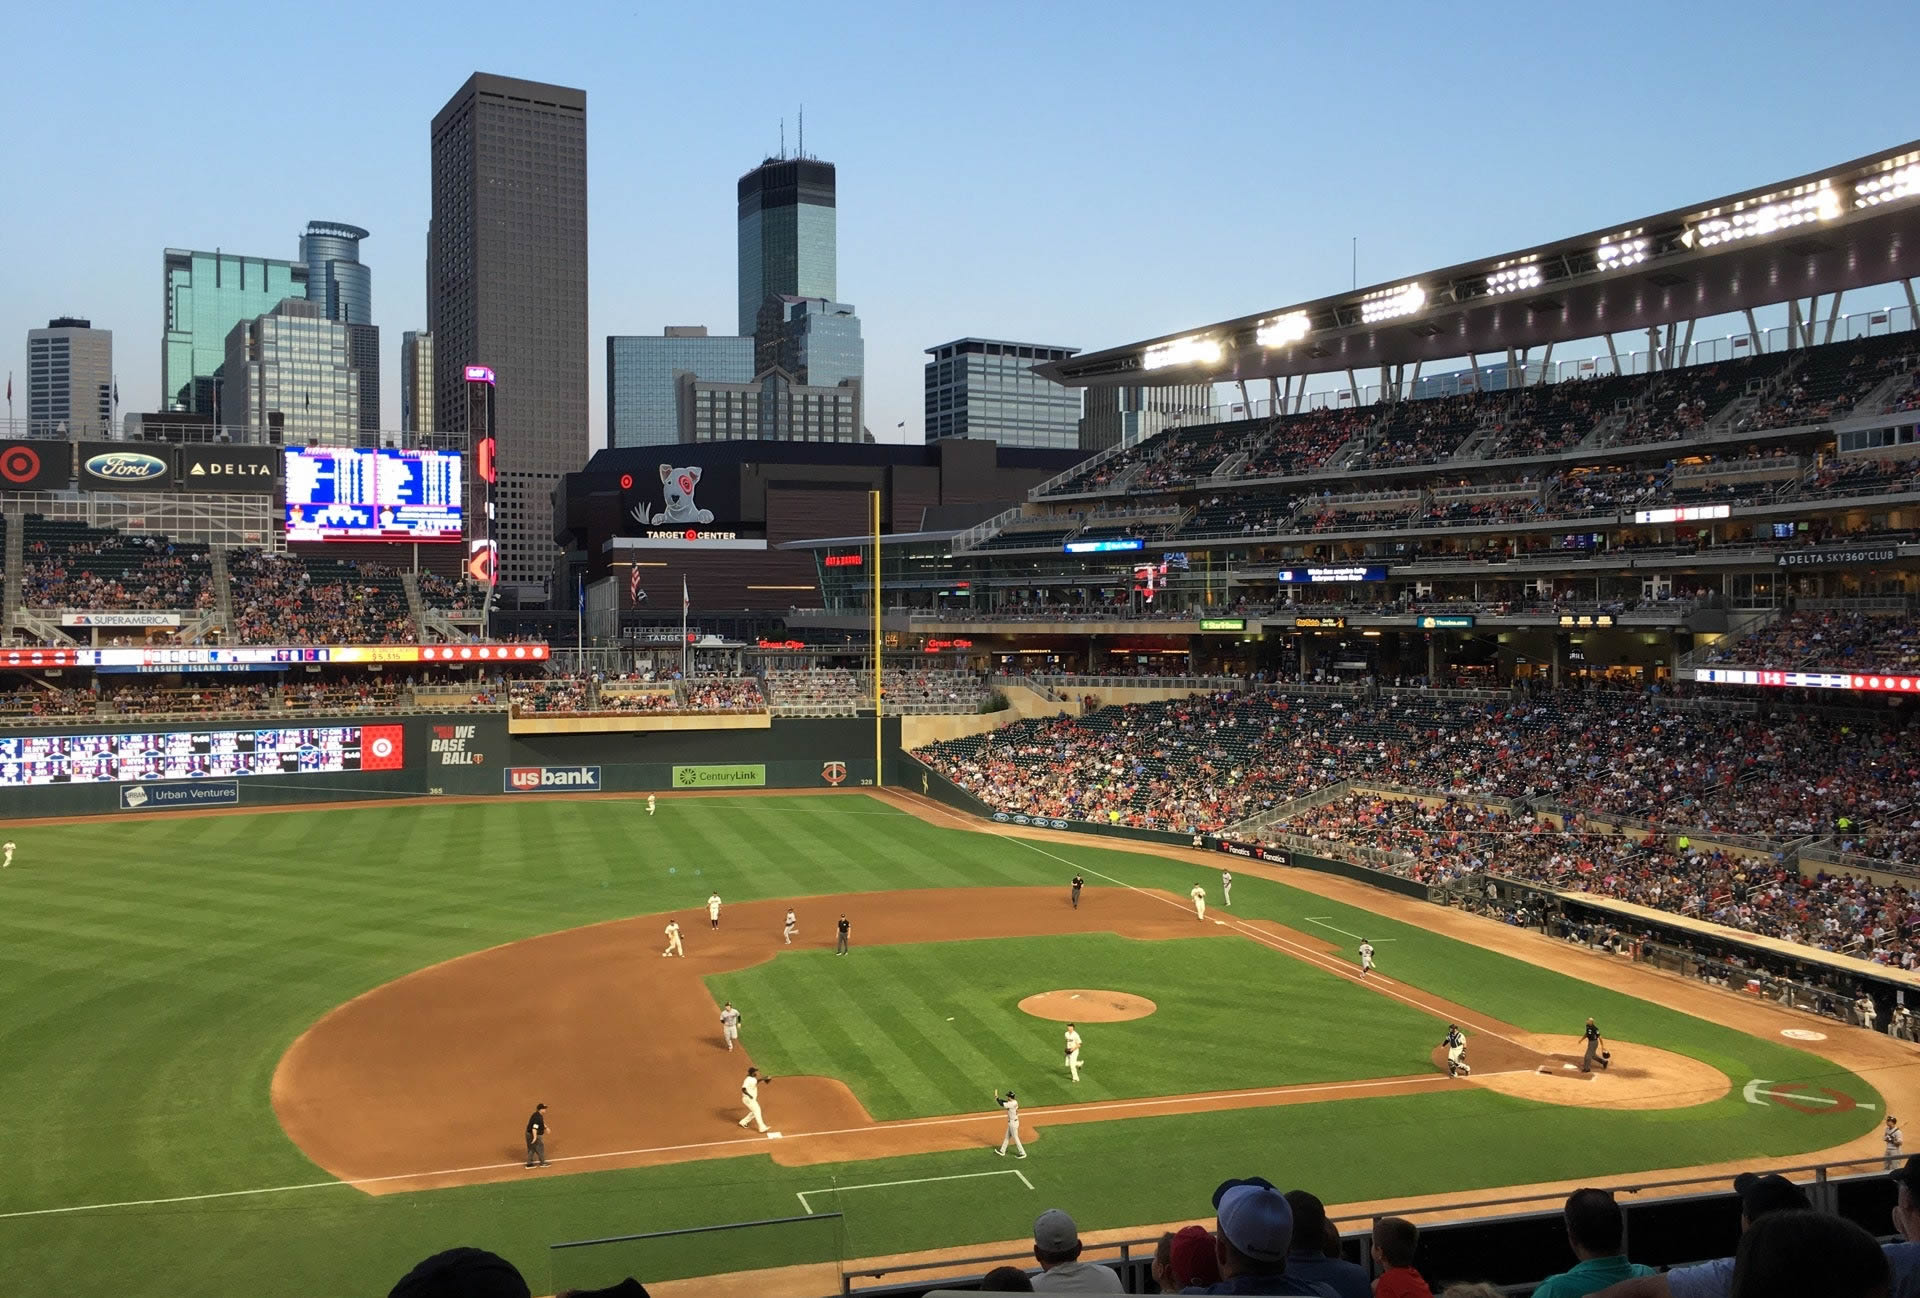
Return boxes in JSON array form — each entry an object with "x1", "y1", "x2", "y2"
[{"x1": 3, "y1": 0, "x2": 1916, "y2": 448}]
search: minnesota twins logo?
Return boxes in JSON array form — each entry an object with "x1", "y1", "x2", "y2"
[{"x1": 821, "y1": 761, "x2": 847, "y2": 787}]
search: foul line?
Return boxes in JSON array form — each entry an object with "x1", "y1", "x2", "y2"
[
  {"x1": 796, "y1": 1169, "x2": 1031, "y2": 1215},
  {"x1": 1305, "y1": 917, "x2": 1396, "y2": 943}
]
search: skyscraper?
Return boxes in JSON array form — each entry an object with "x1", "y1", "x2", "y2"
[
  {"x1": 224, "y1": 299, "x2": 360, "y2": 445},
  {"x1": 737, "y1": 157, "x2": 836, "y2": 336},
  {"x1": 754, "y1": 297, "x2": 863, "y2": 389},
  {"x1": 925, "y1": 339, "x2": 1082, "y2": 449},
  {"x1": 430, "y1": 73, "x2": 588, "y2": 597},
  {"x1": 607, "y1": 327, "x2": 752, "y2": 448},
  {"x1": 401, "y1": 330, "x2": 433, "y2": 435},
  {"x1": 301, "y1": 221, "x2": 378, "y2": 436},
  {"x1": 162, "y1": 249, "x2": 305, "y2": 415},
  {"x1": 27, "y1": 318, "x2": 113, "y2": 435}
]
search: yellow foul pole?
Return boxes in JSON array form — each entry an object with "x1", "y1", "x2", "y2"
[{"x1": 871, "y1": 489, "x2": 883, "y2": 787}]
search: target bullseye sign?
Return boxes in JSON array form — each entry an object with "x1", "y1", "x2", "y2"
[{"x1": 0, "y1": 440, "x2": 70, "y2": 490}]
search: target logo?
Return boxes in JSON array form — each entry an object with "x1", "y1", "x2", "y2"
[
  {"x1": 0, "y1": 443, "x2": 46, "y2": 486},
  {"x1": 360, "y1": 725, "x2": 405, "y2": 771}
]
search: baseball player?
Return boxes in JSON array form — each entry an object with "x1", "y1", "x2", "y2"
[
  {"x1": 783, "y1": 909, "x2": 798, "y2": 945},
  {"x1": 524, "y1": 1103, "x2": 550, "y2": 1168},
  {"x1": 720, "y1": 1002, "x2": 742, "y2": 1052},
  {"x1": 647, "y1": 794, "x2": 657, "y2": 816},
  {"x1": 1358, "y1": 940, "x2": 1376, "y2": 975},
  {"x1": 2, "y1": 840, "x2": 13, "y2": 868},
  {"x1": 1064, "y1": 1024, "x2": 1083, "y2": 1082},
  {"x1": 738, "y1": 1067, "x2": 770, "y2": 1133},
  {"x1": 1443, "y1": 1025, "x2": 1471, "y2": 1078},
  {"x1": 1221, "y1": 870, "x2": 1233, "y2": 907},
  {"x1": 1070, "y1": 875, "x2": 1084, "y2": 909},
  {"x1": 707, "y1": 892, "x2": 722, "y2": 930},
  {"x1": 662, "y1": 919, "x2": 684, "y2": 958},
  {"x1": 1889, "y1": 1116, "x2": 1905, "y2": 1172},
  {"x1": 1190, "y1": 884, "x2": 1207, "y2": 921},
  {"x1": 993, "y1": 1089, "x2": 1027, "y2": 1158}
]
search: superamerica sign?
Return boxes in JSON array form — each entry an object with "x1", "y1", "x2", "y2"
[{"x1": 1696, "y1": 668, "x2": 1920, "y2": 694}]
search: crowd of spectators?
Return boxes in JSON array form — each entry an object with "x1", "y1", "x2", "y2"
[
  {"x1": 22, "y1": 532, "x2": 214, "y2": 612},
  {"x1": 1707, "y1": 609, "x2": 1920, "y2": 673},
  {"x1": 417, "y1": 572, "x2": 483, "y2": 616},
  {"x1": 1347, "y1": 393, "x2": 1487, "y2": 470},
  {"x1": 510, "y1": 677, "x2": 591, "y2": 714},
  {"x1": 230, "y1": 551, "x2": 415, "y2": 644},
  {"x1": 680, "y1": 677, "x2": 765, "y2": 711}
]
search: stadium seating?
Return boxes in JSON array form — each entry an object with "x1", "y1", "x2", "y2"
[
  {"x1": 21, "y1": 518, "x2": 214, "y2": 612},
  {"x1": 229, "y1": 551, "x2": 414, "y2": 644},
  {"x1": 1706, "y1": 609, "x2": 1920, "y2": 673}
]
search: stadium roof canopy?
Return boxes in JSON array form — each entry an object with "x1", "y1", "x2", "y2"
[{"x1": 1042, "y1": 139, "x2": 1920, "y2": 389}]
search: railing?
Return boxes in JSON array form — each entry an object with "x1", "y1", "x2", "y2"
[
  {"x1": 1801, "y1": 842, "x2": 1920, "y2": 881},
  {"x1": 949, "y1": 505, "x2": 1027, "y2": 553},
  {"x1": 1028, "y1": 437, "x2": 1138, "y2": 500},
  {"x1": 1429, "y1": 480, "x2": 1539, "y2": 500},
  {"x1": 1029, "y1": 673, "x2": 1247, "y2": 690}
]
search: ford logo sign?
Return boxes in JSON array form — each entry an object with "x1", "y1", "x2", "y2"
[{"x1": 85, "y1": 452, "x2": 169, "y2": 482}]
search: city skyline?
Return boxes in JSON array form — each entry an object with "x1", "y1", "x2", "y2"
[{"x1": 5, "y1": 2, "x2": 1919, "y2": 451}]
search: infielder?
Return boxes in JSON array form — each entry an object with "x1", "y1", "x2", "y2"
[
  {"x1": 2, "y1": 840, "x2": 13, "y2": 868},
  {"x1": 1358, "y1": 940, "x2": 1375, "y2": 975},
  {"x1": 707, "y1": 892, "x2": 722, "y2": 929},
  {"x1": 738, "y1": 1066, "x2": 770, "y2": 1133},
  {"x1": 647, "y1": 794, "x2": 657, "y2": 816},
  {"x1": 1070, "y1": 874, "x2": 1084, "y2": 909},
  {"x1": 783, "y1": 909, "x2": 798, "y2": 945},
  {"x1": 993, "y1": 1089, "x2": 1027, "y2": 1157},
  {"x1": 662, "y1": 919, "x2": 684, "y2": 958},
  {"x1": 1190, "y1": 884, "x2": 1207, "y2": 921},
  {"x1": 1222, "y1": 870, "x2": 1233, "y2": 907},
  {"x1": 1889, "y1": 1116, "x2": 1905, "y2": 1172},
  {"x1": 720, "y1": 1002, "x2": 742, "y2": 1052},
  {"x1": 1443, "y1": 1025, "x2": 1471, "y2": 1078},
  {"x1": 1064, "y1": 1024, "x2": 1083, "y2": 1082}
]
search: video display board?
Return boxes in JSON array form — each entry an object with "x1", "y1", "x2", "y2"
[
  {"x1": 0, "y1": 723, "x2": 402, "y2": 786},
  {"x1": 285, "y1": 448, "x2": 463, "y2": 542}
]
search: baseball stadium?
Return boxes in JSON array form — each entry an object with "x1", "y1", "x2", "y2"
[{"x1": 7, "y1": 138, "x2": 1920, "y2": 1297}]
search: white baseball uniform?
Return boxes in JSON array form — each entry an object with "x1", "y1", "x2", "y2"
[
  {"x1": 995, "y1": 1094, "x2": 1026, "y2": 1157},
  {"x1": 1359, "y1": 941, "x2": 1375, "y2": 974},
  {"x1": 1222, "y1": 871, "x2": 1232, "y2": 907},
  {"x1": 1064, "y1": 1027, "x2": 1083, "y2": 1082},
  {"x1": 720, "y1": 1005, "x2": 742, "y2": 1051},
  {"x1": 2, "y1": 841, "x2": 13, "y2": 868},
  {"x1": 708, "y1": 894, "x2": 722, "y2": 928},
  {"x1": 1888, "y1": 1121, "x2": 1905, "y2": 1172},
  {"x1": 738, "y1": 1072, "x2": 768, "y2": 1132},
  {"x1": 783, "y1": 910, "x2": 797, "y2": 945},
  {"x1": 1445, "y1": 1028, "x2": 1470, "y2": 1076},
  {"x1": 1190, "y1": 885, "x2": 1207, "y2": 921},
  {"x1": 647, "y1": 795, "x2": 656, "y2": 816},
  {"x1": 662, "y1": 921, "x2": 684, "y2": 957}
]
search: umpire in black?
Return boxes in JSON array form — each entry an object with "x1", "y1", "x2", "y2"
[
  {"x1": 525, "y1": 1102, "x2": 550, "y2": 1168},
  {"x1": 1581, "y1": 1018, "x2": 1608, "y2": 1072}
]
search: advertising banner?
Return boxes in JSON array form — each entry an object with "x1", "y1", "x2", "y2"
[
  {"x1": 1776, "y1": 546, "x2": 1900, "y2": 569},
  {"x1": 121, "y1": 781, "x2": 239, "y2": 810},
  {"x1": 672, "y1": 763, "x2": 767, "y2": 789},
  {"x1": 0, "y1": 440, "x2": 72, "y2": 491},
  {"x1": 504, "y1": 765, "x2": 604, "y2": 792},
  {"x1": 60, "y1": 613, "x2": 183, "y2": 628},
  {"x1": 176, "y1": 445, "x2": 280, "y2": 493},
  {"x1": 77, "y1": 443, "x2": 178, "y2": 492}
]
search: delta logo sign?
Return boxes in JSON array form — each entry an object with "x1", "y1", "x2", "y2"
[{"x1": 504, "y1": 765, "x2": 603, "y2": 793}]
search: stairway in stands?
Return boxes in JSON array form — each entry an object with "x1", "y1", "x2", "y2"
[{"x1": 1, "y1": 511, "x2": 20, "y2": 641}]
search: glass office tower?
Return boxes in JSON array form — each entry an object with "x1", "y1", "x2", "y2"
[
  {"x1": 162, "y1": 249, "x2": 306, "y2": 415},
  {"x1": 223, "y1": 298, "x2": 360, "y2": 445},
  {"x1": 924, "y1": 339, "x2": 1082, "y2": 449},
  {"x1": 607, "y1": 327, "x2": 753, "y2": 448},
  {"x1": 737, "y1": 158, "x2": 836, "y2": 336}
]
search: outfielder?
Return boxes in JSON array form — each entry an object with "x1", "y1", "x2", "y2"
[
  {"x1": 720, "y1": 1002, "x2": 742, "y2": 1051},
  {"x1": 662, "y1": 919, "x2": 684, "y2": 958},
  {"x1": 1190, "y1": 884, "x2": 1207, "y2": 921},
  {"x1": 2, "y1": 840, "x2": 13, "y2": 868},
  {"x1": 647, "y1": 794, "x2": 657, "y2": 816},
  {"x1": 1444, "y1": 1025, "x2": 1471, "y2": 1077},
  {"x1": 1888, "y1": 1116, "x2": 1905, "y2": 1172},
  {"x1": 1064, "y1": 1024, "x2": 1083, "y2": 1082},
  {"x1": 738, "y1": 1067, "x2": 770, "y2": 1133},
  {"x1": 1358, "y1": 940, "x2": 1375, "y2": 975},
  {"x1": 707, "y1": 892, "x2": 722, "y2": 930},
  {"x1": 992, "y1": 1089, "x2": 1027, "y2": 1158},
  {"x1": 1222, "y1": 870, "x2": 1233, "y2": 907},
  {"x1": 783, "y1": 909, "x2": 798, "y2": 945}
]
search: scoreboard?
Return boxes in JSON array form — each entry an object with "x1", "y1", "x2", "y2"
[
  {"x1": 0, "y1": 723, "x2": 403, "y2": 787},
  {"x1": 285, "y1": 448, "x2": 463, "y2": 542}
]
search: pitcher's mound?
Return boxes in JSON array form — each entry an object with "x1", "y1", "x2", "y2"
[
  {"x1": 1474, "y1": 1034, "x2": 1730, "y2": 1110},
  {"x1": 1019, "y1": 990, "x2": 1157, "y2": 1022}
]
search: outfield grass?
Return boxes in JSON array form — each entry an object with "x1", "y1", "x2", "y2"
[
  {"x1": 0, "y1": 793, "x2": 1881, "y2": 1294},
  {"x1": 709, "y1": 933, "x2": 1445, "y2": 1118}
]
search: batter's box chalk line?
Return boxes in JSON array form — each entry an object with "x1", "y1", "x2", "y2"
[{"x1": 795, "y1": 1169, "x2": 1034, "y2": 1215}]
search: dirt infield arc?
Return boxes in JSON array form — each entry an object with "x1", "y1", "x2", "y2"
[{"x1": 272, "y1": 886, "x2": 1720, "y2": 1197}]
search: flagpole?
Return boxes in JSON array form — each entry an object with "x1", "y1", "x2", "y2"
[
  {"x1": 872, "y1": 488, "x2": 882, "y2": 788},
  {"x1": 576, "y1": 573, "x2": 584, "y2": 649},
  {"x1": 681, "y1": 574, "x2": 689, "y2": 681}
]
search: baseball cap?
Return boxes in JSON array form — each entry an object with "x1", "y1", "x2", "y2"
[
  {"x1": 1215, "y1": 1181, "x2": 1294, "y2": 1262},
  {"x1": 387, "y1": 1247, "x2": 531, "y2": 1298},
  {"x1": 1733, "y1": 1172, "x2": 1810, "y2": 1219},
  {"x1": 1168, "y1": 1224, "x2": 1222, "y2": 1287},
  {"x1": 1895, "y1": 1155, "x2": 1920, "y2": 1198},
  {"x1": 1034, "y1": 1208, "x2": 1080, "y2": 1253}
]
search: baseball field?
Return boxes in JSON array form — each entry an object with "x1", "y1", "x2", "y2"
[{"x1": 0, "y1": 787, "x2": 1910, "y2": 1295}]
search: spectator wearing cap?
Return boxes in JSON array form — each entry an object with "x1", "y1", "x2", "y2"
[
  {"x1": 389, "y1": 1247, "x2": 531, "y2": 1298},
  {"x1": 1182, "y1": 1176, "x2": 1330, "y2": 1295},
  {"x1": 1592, "y1": 1172, "x2": 1810, "y2": 1298},
  {"x1": 1029, "y1": 1208, "x2": 1123, "y2": 1292},
  {"x1": 1727, "y1": 1209, "x2": 1888, "y2": 1298},
  {"x1": 1283, "y1": 1191, "x2": 1368, "y2": 1298},
  {"x1": 1371, "y1": 1218, "x2": 1431, "y2": 1298},
  {"x1": 1169, "y1": 1224, "x2": 1224, "y2": 1291},
  {"x1": 1532, "y1": 1189, "x2": 1655, "y2": 1297}
]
